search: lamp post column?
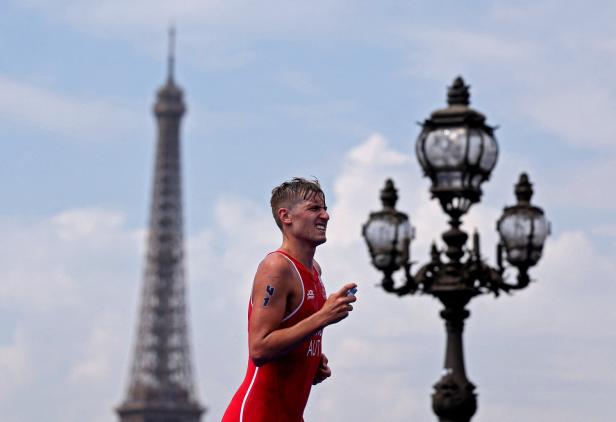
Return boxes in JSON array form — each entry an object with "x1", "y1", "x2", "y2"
[{"x1": 432, "y1": 303, "x2": 476, "y2": 422}]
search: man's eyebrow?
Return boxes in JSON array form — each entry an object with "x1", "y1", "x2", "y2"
[{"x1": 305, "y1": 201, "x2": 326, "y2": 207}]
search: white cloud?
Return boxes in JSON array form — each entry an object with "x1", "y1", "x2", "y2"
[
  {"x1": 398, "y1": 25, "x2": 537, "y2": 86},
  {"x1": 487, "y1": 1, "x2": 557, "y2": 22},
  {"x1": 212, "y1": 196, "x2": 279, "y2": 284},
  {"x1": 70, "y1": 313, "x2": 126, "y2": 383},
  {"x1": 347, "y1": 133, "x2": 410, "y2": 166},
  {"x1": 0, "y1": 208, "x2": 140, "y2": 421},
  {"x1": 467, "y1": 229, "x2": 616, "y2": 421},
  {"x1": 0, "y1": 329, "x2": 29, "y2": 398},
  {"x1": 0, "y1": 209, "x2": 141, "y2": 312},
  {"x1": 591, "y1": 224, "x2": 616, "y2": 237},
  {"x1": 52, "y1": 208, "x2": 127, "y2": 241},
  {"x1": 0, "y1": 75, "x2": 144, "y2": 142},
  {"x1": 544, "y1": 157, "x2": 616, "y2": 210},
  {"x1": 403, "y1": 27, "x2": 535, "y2": 71},
  {"x1": 328, "y1": 133, "x2": 413, "y2": 247},
  {"x1": 522, "y1": 87, "x2": 616, "y2": 150}
]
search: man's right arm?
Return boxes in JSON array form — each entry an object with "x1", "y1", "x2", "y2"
[{"x1": 248, "y1": 254, "x2": 356, "y2": 366}]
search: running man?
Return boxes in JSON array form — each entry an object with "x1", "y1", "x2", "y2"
[{"x1": 222, "y1": 177, "x2": 357, "y2": 422}]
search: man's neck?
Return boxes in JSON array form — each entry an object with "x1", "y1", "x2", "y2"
[{"x1": 279, "y1": 239, "x2": 317, "y2": 270}]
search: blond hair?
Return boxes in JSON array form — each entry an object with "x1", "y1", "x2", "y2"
[{"x1": 270, "y1": 177, "x2": 324, "y2": 229}]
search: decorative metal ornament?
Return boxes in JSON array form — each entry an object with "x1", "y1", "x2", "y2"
[{"x1": 416, "y1": 77, "x2": 498, "y2": 219}]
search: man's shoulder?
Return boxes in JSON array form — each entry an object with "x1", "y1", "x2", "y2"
[
  {"x1": 256, "y1": 252, "x2": 295, "y2": 279},
  {"x1": 252, "y1": 252, "x2": 299, "y2": 298}
]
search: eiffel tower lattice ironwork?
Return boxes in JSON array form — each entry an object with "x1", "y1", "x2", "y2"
[{"x1": 117, "y1": 28, "x2": 205, "y2": 422}]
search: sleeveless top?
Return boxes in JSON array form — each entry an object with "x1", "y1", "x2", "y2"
[{"x1": 221, "y1": 250, "x2": 327, "y2": 422}]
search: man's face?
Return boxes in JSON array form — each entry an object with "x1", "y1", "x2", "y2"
[{"x1": 286, "y1": 193, "x2": 329, "y2": 246}]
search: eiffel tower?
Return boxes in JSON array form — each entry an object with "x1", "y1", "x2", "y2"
[{"x1": 116, "y1": 29, "x2": 205, "y2": 422}]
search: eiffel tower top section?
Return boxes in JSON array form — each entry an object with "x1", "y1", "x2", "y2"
[
  {"x1": 117, "y1": 28, "x2": 204, "y2": 422},
  {"x1": 154, "y1": 27, "x2": 186, "y2": 118}
]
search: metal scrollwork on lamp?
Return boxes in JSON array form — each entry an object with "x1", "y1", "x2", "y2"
[{"x1": 362, "y1": 77, "x2": 550, "y2": 422}]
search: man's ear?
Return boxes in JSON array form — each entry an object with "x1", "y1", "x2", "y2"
[{"x1": 278, "y1": 207, "x2": 292, "y2": 226}]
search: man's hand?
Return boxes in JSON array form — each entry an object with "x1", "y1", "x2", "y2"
[
  {"x1": 316, "y1": 282, "x2": 357, "y2": 327},
  {"x1": 313, "y1": 354, "x2": 331, "y2": 385}
]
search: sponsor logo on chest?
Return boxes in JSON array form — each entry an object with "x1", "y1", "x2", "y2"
[{"x1": 307, "y1": 289, "x2": 315, "y2": 300}]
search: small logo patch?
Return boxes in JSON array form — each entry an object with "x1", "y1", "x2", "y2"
[{"x1": 307, "y1": 290, "x2": 315, "y2": 300}]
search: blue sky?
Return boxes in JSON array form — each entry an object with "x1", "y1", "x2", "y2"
[{"x1": 1, "y1": 1, "x2": 615, "y2": 421}]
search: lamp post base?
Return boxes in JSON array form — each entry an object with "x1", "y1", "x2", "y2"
[{"x1": 432, "y1": 374, "x2": 477, "y2": 422}]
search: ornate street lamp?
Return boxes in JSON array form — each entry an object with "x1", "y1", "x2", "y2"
[
  {"x1": 497, "y1": 173, "x2": 551, "y2": 288},
  {"x1": 415, "y1": 76, "x2": 498, "y2": 219},
  {"x1": 363, "y1": 179, "x2": 415, "y2": 293},
  {"x1": 362, "y1": 77, "x2": 550, "y2": 422}
]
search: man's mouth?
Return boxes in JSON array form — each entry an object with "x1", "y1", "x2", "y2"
[{"x1": 315, "y1": 223, "x2": 327, "y2": 232}]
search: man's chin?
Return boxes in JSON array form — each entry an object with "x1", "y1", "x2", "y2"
[{"x1": 315, "y1": 236, "x2": 327, "y2": 246}]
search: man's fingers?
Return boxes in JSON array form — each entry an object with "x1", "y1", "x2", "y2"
[
  {"x1": 335, "y1": 282, "x2": 357, "y2": 297},
  {"x1": 313, "y1": 360, "x2": 332, "y2": 385}
]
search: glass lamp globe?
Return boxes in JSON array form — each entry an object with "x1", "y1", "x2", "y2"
[
  {"x1": 416, "y1": 77, "x2": 498, "y2": 218},
  {"x1": 497, "y1": 173, "x2": 550, "y2": 267},
  {"x1": 362, "y1": 179, "x2": 415, "y2": 273}
]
